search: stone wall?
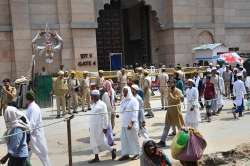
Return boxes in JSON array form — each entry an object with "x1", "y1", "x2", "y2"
[
  {"x1": 1, "y1": 0, "x2": 250, "y2": 79},
  {"x1": 0, "y1": 0, "x2": 14, "y2": 80}
]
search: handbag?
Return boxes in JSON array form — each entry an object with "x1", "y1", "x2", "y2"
[
  {"x1": 171, "y1": 131, "x2": 189, "y2": 159},
  {"x1": 177, "y1": 130, "x2": 207, "y2": 161}
]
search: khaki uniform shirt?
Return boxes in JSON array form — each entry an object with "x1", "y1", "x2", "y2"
[{"x1": 53, "y1": 77, "x2": 68, "y2": 96}]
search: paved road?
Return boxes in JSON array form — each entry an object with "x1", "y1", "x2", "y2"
[{"x1": 1, "y1": 98, "x2": 250, "y2": 166}]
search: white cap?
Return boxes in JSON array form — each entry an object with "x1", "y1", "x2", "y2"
[
  {"x1": 237, "y1": 73, "x2": 242, "y2": 77},
  {"x1": 91, "y1": 90, "x2": 100, "y2": 96},
  {"x1": 212, "y1": 67, "x2": 217, "y2": 70},
  {"x1": 187, "y1": 79, "x2": 195, "y2": 84},
  {"x1": 131, "y1": 84, "x2": 139, "y2": 91},
  {"x1": 58, "y1": 71, "x2": 64, "y2": 76}
]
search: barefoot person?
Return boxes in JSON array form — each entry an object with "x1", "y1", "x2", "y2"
[
  {"x1": 119, "y1": 86, "x2": 140, "y2": 161},
  {"x1": 88, "y1": 90, "x2": 116, "y2": 163}
]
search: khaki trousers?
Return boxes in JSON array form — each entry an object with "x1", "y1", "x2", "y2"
[
  {"x1": 56, "y1": 95, "x2": 66, "y2": 116},
  {"x1": 224, "y1": 81, "x2": 231, "y2": 97},
  {"x1": 144, "y1": 89, "x2": 154, "y2": 116},
  {"x1": 160, "y1": 87, "x2": 168, "y2": 108},
  {"x1": 70, "y1": 91, "x2": 78, "y2": 112},
  {"x1": 82, "y1": 88, "x2": 90, "y2": 110}
]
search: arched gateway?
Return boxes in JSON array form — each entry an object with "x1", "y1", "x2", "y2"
[{"x1": 96, "y1": 0, "x2": 154, "y2": 70}]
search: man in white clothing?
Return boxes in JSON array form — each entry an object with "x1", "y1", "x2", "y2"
[
  {"x1": 119, "y1": 86, "x2": 140, "y2": 161},
  {"x1": 185, "y1": 79, "x2": 201, "y2": 129},
  {"x1": 25, "y1": 92, "x2": 51, "y2": 166},
  {"x1": 131, "y1": 84, "x2": 149, "y2": 139},
  {"x1": 88, "y1": 90, "x2": 116, "y2": 163},
  {"x1": 233, "y1": 73, "x2": 247, "y2": 118}
]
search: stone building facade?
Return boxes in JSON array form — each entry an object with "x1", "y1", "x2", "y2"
[{"x1": 1, "y1": 0, "x2": 250, "y2": 79}]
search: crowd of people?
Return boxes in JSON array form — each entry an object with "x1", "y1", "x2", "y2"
[{"x1": 0, "y1": 62, "x2": 249, "y2": 165}]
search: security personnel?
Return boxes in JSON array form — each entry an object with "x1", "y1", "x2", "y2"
[
  {"x1": 159, "y1": 67, "x2": 169, "y2": 110},
  {"x1": 53, "y1": 71, "x2": 68, "y2": 118},
  {"x1": 96, "y1": 70, "x2": 105, "y2": 90},
  {"x1": 118, "y1": 68, "x2": 127, "y2": 99},
  {"x1": 0, "y1": 78, "x2": 16, "y2": 116},
  {"x1": 68, "y1": 71, "x2": 80, "y2": 113},
  {"x1": 81, "y1": 71, "x2": 91, "y2": 112},
  {"x1": 143, "y1": 70, "x2": 154, "y2": 118}
]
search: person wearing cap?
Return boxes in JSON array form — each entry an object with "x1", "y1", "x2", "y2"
[
  {"x1": 157, "y1": 79, "x2": 185, "y2": 147},
  {"x1": 88, "y1": 90, "x2": 116, "y2": 163},
  {"x1": 233, "y1": 73, "x2": 246, "y2": 118},
  {"x1": 63, "y1": 71, "x2": 70, "y2": 111},
  {"x1": 119, "y1": 86, "x2": 140, "y2": 161},
  {"x1": 0, "y1": 78, "x2": 16, "y2": 116},
  {"x1": 96, "y1": 70, "x2": 105, "y2": 90},
  {"x1": 117, "y1": 68, "x2": 127, "y2": 100},
  {"x1": 185, "y1": 79, "x2": 201, "y2": 129},
  {"x1": 131, "y1": 84, "x2": 149, "y2": 139},
  {"x1": 25, "y1": 91, "x2": 51, "y2": 166},
  {"x1": 217, "y1": 64, "x2": 225, "y2": 78},
  {"x1": 143, "y1": 70, "x2": 154, "y2": 118},
  {"x1": 159, "y1": 67, "x2": 169, "y2": 110},
  {"x1": 52, "y1": 71, "x2": 68, "y2": 118},
  {"x1": 222, "y1": 65, "x2": 233, "y2": 98},
  {"x1": 193, "y1": 71, "x2": 204, "y2": 110},
  {"x1": 210, "y1": 67, "x2": 225, "y2": 115},
  {"x1": 81, "y1": 71, "x2": 91, "y2": 112},
  {"x1": 68, "y1": 71, "x2": 80, "y2": 114}
]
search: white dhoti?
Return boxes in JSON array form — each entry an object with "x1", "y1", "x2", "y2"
[{"x1": 120, "y1": 127, "x2": 140, "y2": 156}]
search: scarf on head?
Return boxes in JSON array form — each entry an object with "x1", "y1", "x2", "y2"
[
  {"x1": 3, "y1": 106, "x2": 31, "y2": 143},
  {"x1": 120, "y1": 86, "x2": 133, "y2": 113},
  {"x1": 103, "y1": 80, "x2": 113, "y2": 97}
]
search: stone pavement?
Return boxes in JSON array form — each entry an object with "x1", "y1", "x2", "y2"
[{"x1": 1, "y1": 98, "x2": 250, "y2": 166}]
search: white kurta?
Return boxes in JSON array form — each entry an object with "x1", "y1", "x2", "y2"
[
  {"x1": 26, "y1": 102, "x2": 51, "y2": 166},
  {"x1": 120, "y1": 96, "x2": 140, "y2": 156},
  {"x1": 217, "y1": 76, "x2": 225, "y2": 107},
  {"x1": 102, "y1": 92, "x2": 114, "y2": 122},
  {"x1": 89, "y1": 100, "x2": 112, "y2": 154},
  {"x1": 233, "y1": 80, "x2": 247, "y2": 106},
  {"x1": 185, "y1": 87, "x2": 201, "y2": 129}
]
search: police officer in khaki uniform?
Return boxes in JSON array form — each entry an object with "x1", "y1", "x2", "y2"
[
  {"x1": 159, "y1": 67, "x2": 169, "y2": 110},
  {"x1": 138, "y1": 67, "x2": 144, "y2": 88},
  {"x1": 96, "y1": 70, "x2": 105, "y2": 90},
  {"x1": 143, "y1": 70, "x2": 154, "y2": 118},
  {"x1": 81, "y1": 71, "x2": 91, "y2": 112},
  {"x1": 0, "y1": 78, "x2": 16, "y2": 116},
  {"x1": 118, "y1": 68, "x2": 127, "y2": 100},
  {"x1": 68, "y1": 71, "x2": 80, "y2": 113},
  {"x1": 53, "y1": 71, "x2": 68, "y2": 118}
]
